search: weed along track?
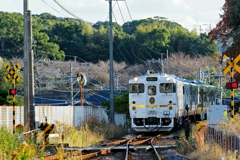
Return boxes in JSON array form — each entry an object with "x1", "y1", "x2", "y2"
[{"x1": 39, "y1": 133, "x2": 183, "y2": 160}]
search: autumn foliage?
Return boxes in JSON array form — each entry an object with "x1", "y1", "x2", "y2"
[{"x1": 209, "y1": 0, "x2": 240, "y2": 81}]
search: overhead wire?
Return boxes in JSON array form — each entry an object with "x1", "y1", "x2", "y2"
[
  {"x1": 117, "y1": 1, "x2": 152, "y2": 62},
  {"x1": 122, "y1": 0, "x2": 155, "y2": 60},
  {"x1": 102, "y1": 1, "x2": 144, "y2": 75},
  {"x1": 124, "y1": 1, "x2": 132, "y2": 21},
  {"x1": 111, "y1": 0, "x2": 151, "y2": 75},
  {"x1": 42, "y1": 0, "x2": 68, "y2": 17},
  {"x1": 53, "y1": 0, "x2": 93, "y2": 24},
  {"x1": 35, "y1": 1, "x2": 119, "y2": 105},
  {"x1": 35, "y1": 0, "x2": 157, "y2": 105}
]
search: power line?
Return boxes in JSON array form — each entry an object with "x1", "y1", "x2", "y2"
[
  {"x1": 124, "y1": 1, "x2": 133, "y2": 20},
  {"x1": 53, "y1": 0, "x2": 93, "y2": 24},
  {"x1": 42, "y1": 0, "x2": 68, "y2": 17}
]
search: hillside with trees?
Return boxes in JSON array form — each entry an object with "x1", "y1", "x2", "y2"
[
  {"x1": 0, "y1": 12, "x2": 217, "y2": 63},
  {"x1": 0, "y1": 11, "x2": 224, "y2": 106}
]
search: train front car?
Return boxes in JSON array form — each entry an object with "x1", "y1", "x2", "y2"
[{"x1": 129, "y1": 71, "x2": 181, "y2": 132}]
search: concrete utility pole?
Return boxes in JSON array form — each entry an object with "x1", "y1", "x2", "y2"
[
  {"x1": 107, "y1": 0, "x2": 124, "y2": 123},
  {"x1": 24, "y1": 0, "x2": 35, "y2": 130},
  {"x1": 145, "y1": 53, "x2": 167, "y2": 74},
  {"x1": 108, "y1": 0, "x2": 114, "y2": 123},
  {"x1": 23, "y1": 0, "x2": 29, "y2": 127}
]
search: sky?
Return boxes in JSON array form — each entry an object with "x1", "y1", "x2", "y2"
[{"x1": 0, "y1": 0, "x2": 225, "y2": 33}]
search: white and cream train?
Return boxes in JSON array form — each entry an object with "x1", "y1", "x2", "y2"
[{"x1": 129, "y1": 70, "x2": 216, "y2": 132}]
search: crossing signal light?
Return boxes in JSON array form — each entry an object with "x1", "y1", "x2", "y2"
[
  {"x1": 226, "y1": 82, "x2": 238, "y2": 89},
  {"x1": 9, "y1": 89, "x2": 17, "y2": 95}
]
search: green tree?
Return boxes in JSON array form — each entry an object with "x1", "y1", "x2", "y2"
[
  {"x1": 33, "y1": 16, "x2": 65, "y2": 60},
  {"x1": 102, "y1": 92, "x2": 129, "y2": 117},
  {"x1": 0, "y1": 12, "x2": 24, "y2": 57},
  {"x1": 188, "y1": 34, "x2": 218, "y2": 56},
  {"x1": 46, "y1": 21, "x2": 90, "y2": 60}
]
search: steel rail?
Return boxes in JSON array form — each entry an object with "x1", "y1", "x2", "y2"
[
  {"x1": 150, "y1": 134, "x2": 162, "y2": 160},
  {"x1": 103, "y1": 138, "x2": 130, "y2": 146},
  {"x1": 38, "y1": 134, "x2": 177, "y2": 160},
  {"x1": 125, "y1": 134, "x2": 143, "y2": 160}
]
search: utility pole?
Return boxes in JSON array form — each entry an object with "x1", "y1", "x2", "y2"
[
  {"x1": 145, "y1": 53, "x2": 167, "y2": 74},
  {"x1": 24, "y1": 0, "x2": 35, "y2": 130},
  {"x1": 203, "y1": 23, "x2": 212, "y2": 33},
  {"x1": 160, "y1": 53, "x2": 164, "y2": 74},
  {"x1": 108, "y1": 0, "x2": 114, "y2": 123},
  {"x1": 28, "y1": 10, "x2": 35, "y2": 130},
  {"x1": 193, "y1": 24, "x2": 203, "y2": 34},
  {"x1": 107, "y1": 0, "x2": 124, "y2": 123},
  {"x1": 70, "y1": 63, "x2": 73, "y2": 105},
  {"x1": 23, "y1": 0, "x2": 29, "y2": 128}
]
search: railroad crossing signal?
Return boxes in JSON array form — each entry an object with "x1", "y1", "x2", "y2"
[
  {"x1": 3, "y1": 62, "x2": 21, "y2": 134},
  {"x1": 4, "y1": 63, "x2": 21, "y2": 82},
  {"x1": 226, "y1": 82, "x2": 238, "y2": 89},
  {"x1": 223, "y1": 54, "x2": 240, "y2": 74}
]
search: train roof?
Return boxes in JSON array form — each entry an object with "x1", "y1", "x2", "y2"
[{"x1": 129, "y1": 70, "x2": 215, "y2": 87}]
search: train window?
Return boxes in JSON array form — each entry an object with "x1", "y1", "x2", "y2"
[
  {"x1": 160, "y1": 83, "x2": 175, "y2": 93},
  {"x1": 129, "y1": 84, "x2": 144, "y2": 93},
  {"x1": 148, "y1": 86, "x2": 156, "y2": 95}
]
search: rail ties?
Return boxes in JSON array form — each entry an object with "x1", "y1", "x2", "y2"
[
  {"x1": 125, "y1": 134, "x2": 162, "y2": 160},
  {"x1": 40, "y1": 134, "x2": 175, "y2": 159}
]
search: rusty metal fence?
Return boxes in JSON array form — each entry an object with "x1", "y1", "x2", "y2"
[{"x1": 205, "y1": 126, "x2": 240, "y2": 153}]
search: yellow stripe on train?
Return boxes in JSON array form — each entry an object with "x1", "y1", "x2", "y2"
[
  {"x1": 160, "y1": 105, "x2": 168, "y2": 107},
  {"x1": 146, "y1": 105, "x2": 158, "y2": 109},
  {"x1": 129, "y1": 104, "x2": 145, "y2": 108},
  {"x1": 130, "y1": 104, "x2": 176, "y2": 108},
  {"x1": 130, "y1": 104, "x2": 158, "y2": 108}
]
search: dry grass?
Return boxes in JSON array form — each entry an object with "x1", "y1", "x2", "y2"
[
  {"x1": 0, "y1": 118, "x2": 127, "y2": 159},
  {"x1": 217, "y1": 114, "x2": 240, "y2": 136},
  {"x1": 53, "y1": 118, "x2": 127, "y2": 147},
  {"x1": 177, "y1": 124, "x2": 238, "y2": 160}
]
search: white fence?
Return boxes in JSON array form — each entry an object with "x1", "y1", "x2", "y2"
[{"x1": 0, "y1": 105, "x2": 126, "y2": 130}]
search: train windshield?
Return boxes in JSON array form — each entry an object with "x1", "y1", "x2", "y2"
[
  {"x1": 160, "y1": 83, "x2": 175, "y2": 93},
  {"x1": 129, "y1": 84, "x2": 144, "y2": 93},
  {"x1": 148, "y1": 86, "x2": 156, "y2": 95}
]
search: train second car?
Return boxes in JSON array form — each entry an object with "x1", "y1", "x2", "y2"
[{"x1": 129, "y1": 70, "x2": 216, "y2": 132}]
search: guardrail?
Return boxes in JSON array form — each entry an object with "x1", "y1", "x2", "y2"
[{"x1": 204, "y1": 126, "x2": 240, "y2": 153}]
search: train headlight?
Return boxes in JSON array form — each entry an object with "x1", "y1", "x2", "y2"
[
  {"x1": 166, "y1": 77, "x2": 170, "y2": 82},
  {"x1": 163, "y1": 111, "x2": 170, "y2": 115},
  {"x1": 132, "y1": 106, "x2": 136, "y2": 110},
  {"x1": 133, "y1": 76, "x2": 138, "y2": 82},
  {"x1": 169, "y1": 106, "x2": 173, "y2": 110}
]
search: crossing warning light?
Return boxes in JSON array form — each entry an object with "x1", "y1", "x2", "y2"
[
  {"x1": 226, "y1": 82, "x2": 238, "y2": 89},
  {"x1": 9, "y1": 89, "x2": 17, "y2": 95}
]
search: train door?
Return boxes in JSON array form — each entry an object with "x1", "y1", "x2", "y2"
[
  {"x1": 145, "y1": 84, "x2": 158, "y2": 125},
  {"x1": 190, "y1": 84, "x2": 197, "y2": 122},
  {"x1": 183, "y1": 83, "x2": 191, "y2": 116},
  {"x1": 176, "y1": 81, "x2": 184, "y2": 118},
  {"x1": 146, "y1": 84, "x2": 157, "y2": 108}
]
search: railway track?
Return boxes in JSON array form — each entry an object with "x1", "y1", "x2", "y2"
[
  {"x1": 38, "y1": 134, "x2": 177, "y2": 160},
  {"x1": 125, "y1": 134, "x2": 162, "y2": 160}
]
